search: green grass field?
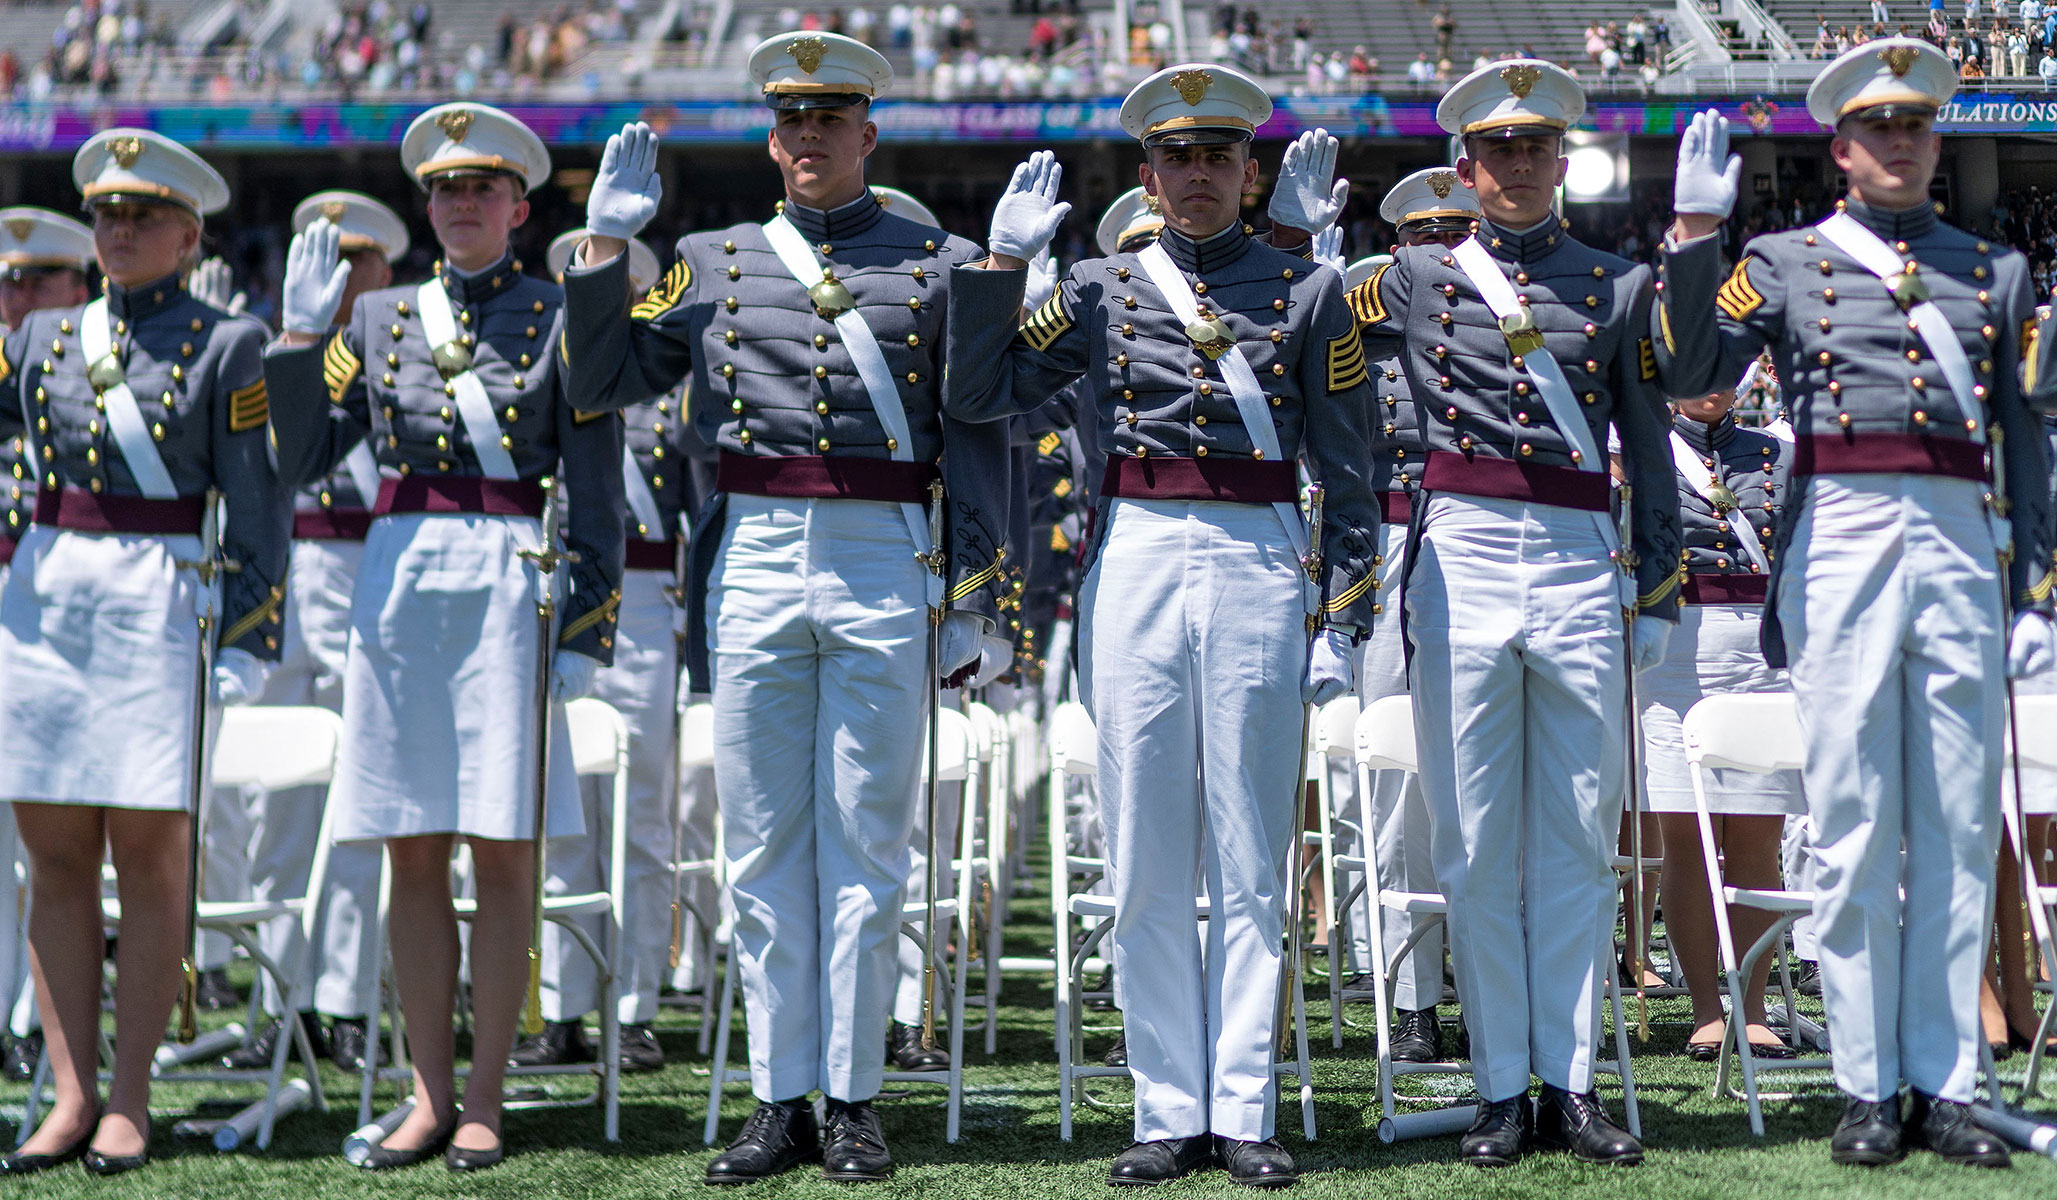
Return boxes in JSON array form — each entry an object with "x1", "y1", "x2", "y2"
[{"x1": 1, "y1": 859, "x2": 2051, "y2": 1200}]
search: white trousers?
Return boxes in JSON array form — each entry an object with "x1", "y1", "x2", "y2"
[
  {"x1": 1779, "y1": 474, "x2": 2003, "y2": 1103},
  {"x1": 1080, "y1": 498, "x2": 1307, "y2": 1143},
  {"x1": 542, "y1": 569, "x2": 682, "y2": 1025},
  {"x1": 1407, "y1": 494, "x2": 1626, "y2": 1102},
  {"x1": 711, "y1": 495, "x2": 928, "y2": 1103}
]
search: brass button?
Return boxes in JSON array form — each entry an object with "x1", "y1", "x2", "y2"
[
  {"x1": 1193, "y1": 282, "x2": 1207, "y2": 295},
  {"x1": 886, "y1": 438, "x2": 898, "y2": 451},
  {"x1": 1273, "y1": 300, "x2": 1285, "y2": 312},
  {"x1": 439, "y1": 406, "x2": 454, "y2": 421},
  {"x1": 912, "y1": 267, "x2": 925, "y2": 281},
  {"x1": 725, "y1": 297, "x2": 739, "y2": 313},
  {"x1": 725, "y1": 330, "x2": 739, "y2": 346},
  {"x1": 1584, "y1": 296, "x2": 1598, "y2": 309},
  {"x1": 815, "y1": 400, "x2": 829, "y2": 415},
  {"x1": 813, "y1": 365, "x2": 827, "y2": 379},
  {"x1": 908, "y1": 297, "x2": 922, "y2": 310},
  {"x1": 723, "y1": 240, "x2": 736, "y2": 254},
  {"x1": 730, "y1": 399, "x2": 743, "y2": 413},
  {"x1": 1271, "y1": 364, "x2": 1285, "y2": 376},
  {"x1": 738, "y1": 429, "x2": 752, "y2": 445},
  {"x1": 727, "y1": 266, "x2": 741, "y2": 280},
  {"x1": 1913, "y1": 410, "x2": 1928, "y2": 425},
  {"x1": 814, "y1": 334, "x2": 828, "y2": 349},
  {"x1": 1116, "y1": 354, "x2": 1129, "y2": 367},
  {"x1": 906, "y1": 333, "x2": 920, "y2": 347},
  {"x1": 1121, "y1": 323, "x2": 1134, "y2": 336},
  {"x1": 1195, "y1": 415, "x2": 1208, "y2": 425},
  {"x1": 1270, "y1": 330, "x2": 1283, "y2": 343},
  {"x1": 1124, "y1": 296, "x2": 1138, "y2": 310},
  {"x1": 817, "y1": 438, "x2": 830, "y2": 451},
  {"x1": 723, "y1": 364, "x2": 737, "y2": 378},
  {"x1": 906, "y1": 372, "x2": 920, "y2": 384},
  {"x1": 504, "y1": 406, "x2": 519, "y2": 421},
  {"x1": 1519, "y1": 442, "x2": 1533, "y2": 456}
]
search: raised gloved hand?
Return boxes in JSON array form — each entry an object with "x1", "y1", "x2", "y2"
[
  {"x1": 988, "y1": 149, "x2": 1071, "y2": 264},
  {"x1": 552, "y1": 650, "x2": 601, "y2": 701},
  {"x1": 211, "y1": 648, "x2": 270, "y2": 707},
  {"x1": 937, "y1": 611, "x2": 985, "y2": 681},
  {"x1": 1311, "y1": 226, "x2": 1346, "y2": 275},
  {"x1": 2009, "y1": 610, "x2": 2055, "y2": 680},
  {"x1": 281, "y1": 219, "x2": 351, "y2": 335},
  {"x1": 1023, "y1": 249, "x2": 1060, "y2": 314},
  {"x1": 1301, "y1": 627, "x2": 1357, "y2": 705},
  {"x1": 1674, "y1": 109, "x2": 1741, "y2": 219},
  {"x1": 188, "y1": 257, "x2": 247, "y2": 317},
  {"x1": 588, "y1": 121, "x2": 663, "y2": 241},
  {"x1": 1269, "y1": 128, "x2": 1349, "y2": 235},
  {"x1": 1630, "y1": 617, "x2": 1672, "y2": 673}
]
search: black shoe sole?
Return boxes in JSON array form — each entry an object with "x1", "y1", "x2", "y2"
[
  {"x1": 822, "y1": 1167, "x2": 894, "y2": 1182},
  {"x1": 1461, "y1": 1149, "x2": 1522, "y2": 1168},
  {"x1": 446, "y1": 1144, "x2": 505, "y2": 1172},
  {"x1": 82, "y1": 1149, "x2": 149, "y2": 1176},
  {"x1": 1226, "y1": 1171, "x2": 1299, "y2": 1188},
  {"x1": 1830, "y1": 1146, "x2": 1904, "y2": 1167}
]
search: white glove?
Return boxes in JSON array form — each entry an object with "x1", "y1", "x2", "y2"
[
  {"x1": 552, "y1": 650, "x2": 601, "y2": 701},
  {"x1": 1023, "y1": 249, "x2": 1059, "y2": 314},
  {"x1": 588, "y1": 121, "x2": 663, "y2": 242},
  {"x1": 211, "y1": 648, "x2": 270, "y2": 707},
  {"x1": 937, "y1": 611, "x2": 985, "y2": 679},
  {"x1": 2009, "y1": 611, "x2": 2056, "y2": 680},
  {"x1": 1311, "y1": 226, "x2": 1346, "y2": 275},
  {"x1": 189, "y1": 257, "x2": 247, "y2": 317},
  {"x1": 1630, "y1": 618, "x2": 1672, "y2": 673},
  {"x1": 966, "y1": 633, "x2": 1013, "y2": 689},
  {"x1": 988, "y1": 149, "x2": 1071, "y2": 263},
  {"x1": 1673, "y1": 109, "x2": 1741, "y2": 220},
  {"x1": 281, "y1": 220, "x2": 352, "y2": 335},
  {"x1": 1301, "y1": 628, "x2": 1356, "y2": 705},
  {"x1": 1268, "y1": 128, "x2": 1349, "y2": 235}
]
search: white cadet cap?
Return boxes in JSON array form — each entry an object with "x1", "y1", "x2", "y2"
[
  {"x1": 870, "y1": 186, "x2": 941, "y2": 230},
  {"x1": 1436, "y1": 59, "x2": 1585, "y2": 139},
  {"x1": 401, "y1": 103, "x2": 551, "y2": 194},
  {"x1": 292, "y1": 191, "x2": 410, "y2": 263},
  {"x1": 1378, "y1": 166, "x2": 1481, "y2": 230},
  {"x1": 1095, "y1": 187, "x2": 1164, "y2": 256},
  {"x1": 1805, "y1": 38, "x2": 1956, "y2": 127},
  {"x1": 546, "y1": 228, "x2": 661, "y2": 293},
  {"x1": 1343, "y1": 253, "x2": 1392, "y2": 290},
  {"x1": 0, "y1": 207, "x2": 95, "y2": 275},
  {"x1": 71, "y1": 129, "x2": 230, "y2": 217},
  {"x1": 1119, "y1": 63, "x2": 1272, "y2": 148},
  {"x1": 749, "y1": 31, "x2": 893, "y2": 109}
]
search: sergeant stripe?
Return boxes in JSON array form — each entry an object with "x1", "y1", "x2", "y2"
[
  {"x1": 1346, "y1": 263, "x2": 1391, "y2": 329},
  {"x1": 228, "y1": 379, "x2": 268, "y2": 433},
  {"x1": 946, "y1": 556, "x2": 1003, "y2": 603},
  {"x1": 1716, "y1": 257, "x2": 1765, "y2": 322},
  {"x1": 1322, "y1": 571, "x2": 1377, "y2": 614},
  {"x1": 631, "y1": 261, "x2": 691, "y2": 322},
  {"x1": 322, "y1": 332, "x2": 361, "y2": 405},
  {"x1": 1327, "y1": 332, "x2": 1368, "y2": 394},
  {"x1": 1020, "y1": 294, "x2": 1072, "y2": 353},
  {"x1": 2026, "y1": 564, "x2": 2056, "y2": 605},
  {"x1": 0, "y1": 348, "x2": 11, "y2": 388}
]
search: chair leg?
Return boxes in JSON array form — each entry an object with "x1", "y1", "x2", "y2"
[
  {"x1": 1605, "y1": 972, "x2": 1641, "y2": 1139},
  {"x1": 704, "y1": 944, "x2": 742, "y2": 1146}
]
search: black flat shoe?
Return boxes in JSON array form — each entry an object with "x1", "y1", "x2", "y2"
[
  {"x1": 706, "y1": 1099, "x2": 819, "y2": 1185},
  {"x1": 619, "y1": 1023, "x2": 665, "y2": 1073},
  {"x1": 358, "y1": 1121, "x2": 456, "y2": 1171},
  {"x1": 820, "y1": 1098, "x2": 893, "y2": 1182},
  {"x1": 1535, "y1": 1085, "x2": 1642, "y2": 1165},
  {"x1": 1908, "y1": 1091, "x2": 2009, "y2": 1168},
  {"x1": 0, "y1": 1131, "x2": 92, "y2": 1176},
  {"x1": 886, "y1": 1021, "x2": 949, "y2": 1072},
  {"x1": 1391, "y1": 1008, "x2": 1442, "y2": 1064},
  {"x1": 1686, "y1": 1041, "x2": 1721, "y2": 1062},
  {"x1": 1458, "y1": 1095, "x2": 1532, "y2": 1168},
  {"x1": 1215, "y1": 1136, "x2": 1297, "y2": 1188},
  {"x1": 508, "y1": 1019, "x2": 594, "y2": 1068},
  {"x1": 1829, "y1": 1097, "x2": 1903, "y2": 1166},
  {"x1": 329, "y1": 1017, "x2": 369, "y2": 1072},
  {"x1": 1108, "y1": 1135, "x2": 1212, "y2": 1186},
  {"x1": 82, "y1": 1147, "x2": 149, "y2": 1176},
  {"x1": 445, "y1": 1140, "x2": 505, "y2": 1172},
  {"x1": 1102, "y1": 1034, "x2": 1128, "y2": 1068}
]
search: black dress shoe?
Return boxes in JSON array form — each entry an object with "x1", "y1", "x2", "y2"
[
  {"x1": 0, "y1": 1130, "x2": 91, "y2": 1175},
  {"x1": 1102, "y1": 1034, "x2": 1128, "y2": 1068},
  {"x1": 886, "y1": 1021, "x2": 949, "y2": 1072},
  {"x1": 1535, "y1": 1085, "x2": 1642, "y2": 1165},
  {"x1": 1795, "y1": 962, "x2": 1822, "y2": 996},
  {"x1": 1391, "y1": 1008, "x2": 1442, "y2": 1063},
  {"x1": 195, "y1": 967, "x2": 240, "y2": 1011},
  {"x1": 1458, "y1": 1095, "x2": 1532, "y2": 1168},
  {"x1": 1828, "y1": 1097, "x2": 1903, "y2": 1166},
  {"x1": 821, "y1": 1098, "x2": 893, "y2": 1182},
  {"x1": 3, "y1": 1030, "x2": 42, "y2": 1082},
  {"x1": 706, "y1": 1099, "x2": 819, "y2": 1185},
  {"x1": 508, "y1": 1019, "x2": 594, "y2": 1068},
  {"x1": 446, "y1": 1138, "x2": 505, "y2": 1172},
  {"x1": 1215, "y1": 1136, "x2": 1297, "y2": 1188},
  {"x1": 619, "y1": 1023, "x2": 665, "y2": 1072},
  {"x1": 82, "y1": 1146, "x2": 149, "y2": 1177},
  {"x1": 1108, "y1": 1135, "x2": 1212, "y2": 1185},
  {"x1": 359, "y1": 1121, "x2": 456, "y2": 1170},
  {"x1": 329, "y1": 1017, "x2": 368, "y2": 1071},
  {"x1": 1907, "y1": 1091, "x2": 2009, "y2": 1167},
  {"x1": 223, "y1": 1011, "x2": 329, "y2": 1070}
]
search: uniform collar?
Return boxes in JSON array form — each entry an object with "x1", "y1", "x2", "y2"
[
  {"x1": 1671, "y1": 408, "x2": 1738, "y2": 452},
  {"x1": 1839, "y1": 196, "x2": 1938, "y2": 242},
  {"x1": 104, "y1": 272, "x2": 185, "y2": 323},
  {"x1": 1155, "y1": 222, "x2": 1251, "y2": 274},
  {"x1": 434, "y1": 251, "x2": 522, "y2": 305},
  {"x1": 781, "y1": 191, "x2": 884, "y2": 242},
  {"x1": 1476, "y1": 216, "x2": 1564, "y2": 263}
]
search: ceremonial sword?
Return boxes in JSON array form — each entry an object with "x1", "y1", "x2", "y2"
[
  {"x1": 919, "y1": 478, "x2": 948, "y2": 1051},
  {"x1": 175, "y1": 488, "x2": 238, "y2": 1043},
  {"x1": 517, "y1": 477, "x2": 569, "y2": 1037}
]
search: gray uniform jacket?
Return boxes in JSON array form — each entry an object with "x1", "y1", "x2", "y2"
[
  {"x1": 264, "y1": 252, "x2": 627, "y2": 664},
  {"x1": 0, "y1": 434, "x2": 31, "y2": 554},
  {"x1": 1662, "y1": 198, "x2": 2057, "y2": 649},
  {"x1": 1669, "y1": 409, "x2": 1790, "y2": 587},
  {"x1": 1369, "y1": 345, "x2": 1423, "y2": 506},
  {"x1": 1345, "y1": 218, "x2": 1717, "y2": 620},
  {"x1": 943, "y1": 222, "x2": 1384, "y2": 632},
  {"x1": 559, "y1": 191, "x2": 1014, "y2": 638},
  {"x1": 0, "y1": 273, "x2": 291, "y2": 659}
]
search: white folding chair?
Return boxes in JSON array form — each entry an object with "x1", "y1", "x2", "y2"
[
  {"x1": 1356, "y1": 695, "x2": 1642, "y2": 1143},
  {"x1": 672, "y1": 701, "x2": 724, "y2": 1054},
  {"x1": 962, "y1": 700, "x2": 1011, "y2": 1055},
  {"x1": 2002, "y1": 692, "x2": 2057, "y2": 1103},
  {"x1": 1307, "y1": 696, "x2": 1371, "y2": 1045},
  {"x1": 25, "y1": 707, "x2": 347, "y2": 1151},
  {"x1": 353, "y1": 698, "x2": 630, "y2": 1143}
]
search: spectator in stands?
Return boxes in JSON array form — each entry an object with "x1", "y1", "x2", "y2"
[
  {"x1": 1434, "y1": 3, "x2": 1456, "y2": 57},
  {"x1": 1968, "y1": 0, "x2": 1981, "y2": 20},
  {"x1": 1812, "y1": 26, "x2": 1835, "y2": 55},
  {"x1": 1585, "y1": 20, "x2": 1607, "y2": 61},
  {"x1": 1872, "y1": 0, "x2": 1891, "y2": 23},
  {"x1": 1651, "y1": 13, "x2": 1670, "y2": 51},
  {"x1": 1349, "y1": 45, "x2": 1375, "y2": 84},
  {"x1": 2024, "y1": 0, "x2": 2043, "y2": 31},
  {"x1": 2043, "y1": 42, "x2": 2057, "y2": 81},
  {"x1": 1600, "y1": 41, "x2": 1622, "y2": 78},
  {"x1": 1407, "y1": 50, "x2": 1434, "y2": 88},
  {"x1": 1626, "y1": 13, "x2": 1649, "y2": 64},
  {"x1": 2012, "y1": 24, "x2": 2032, "y2": 68},
  {"x1": 1291, "y1": 18, "x2": 1311, "y2": 69}
]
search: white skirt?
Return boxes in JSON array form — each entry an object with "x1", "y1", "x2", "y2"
[
  {"x1": 1639, "y1": 602, "x2": 1803, "y2": 815},
  {"x1": 0, "y1": 525, "x2": 206, "y2": 810},
  {"x1": 334, "y1": 513, "x2": 581, "y2": 842}
]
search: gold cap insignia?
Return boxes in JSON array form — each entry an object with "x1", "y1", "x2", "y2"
[
  {"x1": 321, "y1": 201, "x2": 347, "y2": 221},
  {"x1": 2, "y1": 219, "x2": 31, "y2": 242},
  {"x1": 1499, "y1": 64, "x2": 1540, "y2": 99},
  {"x1": 1428, "y1": 170, "x2": 1458, "y2": 199},
  {"x1": 1171, "y1": 69, "x2": 1213, "y2": 106},
  {"x1": 109, "y1": 136, "x2": 144, "y2": 169},
  {"x1": 1880, "y1": 45, "x2": 1919, "y2": 77},
  {"x1": 435, "y1": 108, "x2": 474, "y2": 142},
  {"x1": 788, "y1": 36, "x2": 827, "y2": 74}
]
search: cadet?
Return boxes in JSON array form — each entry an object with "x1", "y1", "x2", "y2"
[
  {"x1": 267, "y1": 103, "x2": 626, "y2": 1172},
  {"x1": 0, "y1": 130, "x2": 290, "y2": 1175},
  {"x1": 565, "y1": 32, "x2": 1015, "y2": 1183},
  {"x1": 1313, "y1": 61, "x2": 1731, "y2": 1165},
  {"x1": 1663, "y1": 39, "x2": 2057, "y2": 1168},
  {"x1": 946, "y1": 64, "x2": 1381, "y2": 1187}
]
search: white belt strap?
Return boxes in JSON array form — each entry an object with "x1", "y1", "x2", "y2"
[
  {"x1": 761, "y1": 215, "x2": 939, "y2": 603},
  {"x1": 1668, "y1": 430, "x2": 1769, "y2": 575},
  {"x1": 81, "y1": 297, "x2": 178, "y2": 499},
  {"x1": 1134, "y1": 242, "x2": 1309, "y2": 561},
  {"x1": 621, "y1": 443, "x2": 664, "y2": 538},
  {"x1": 1816, "y1": 213, "x2": 1982, "y2": 443},
  {"x1": 1449, "y1": 237, "x2": 1603, "y2": 472},
  {"x1": 342, "y1": 439, "x2": 381, "y2": 509},
  {"x1": 415, "y1": 279, "x2": 519, "y2": 480}
]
